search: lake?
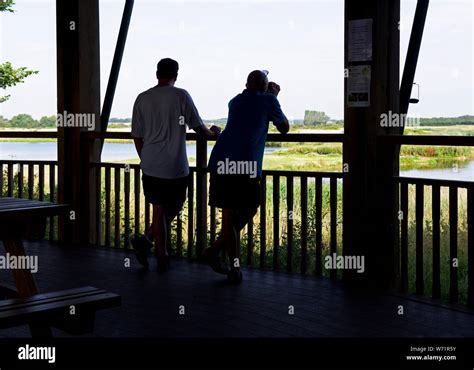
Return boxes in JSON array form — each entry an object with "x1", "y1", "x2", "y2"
[
  {"x1": 0, "y1": 142, "x2": 282, "y2": 163},
  {"x1": 0, "y1": 141, "x2": 472, "y2": 181}
]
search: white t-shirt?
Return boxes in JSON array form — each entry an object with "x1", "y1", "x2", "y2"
[{"x1": 131, "y1": 86, "x2": 203, "y2": 179}]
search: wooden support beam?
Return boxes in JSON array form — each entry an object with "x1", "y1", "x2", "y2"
[
  {"x1": 56, "y1": 0, "x2": 101, "y2": 243},
  {"x1": 343, "y1": 0, "x2": 400, "y2": 289},
  {"x1": 195, "y1": 139, "x2": 208, "y2": 259}
]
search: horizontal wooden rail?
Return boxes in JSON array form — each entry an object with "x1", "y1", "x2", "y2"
[
  {"x1": 2, "y1": 131, "x2": 472, "y2": 146},
  {"x1": 379, "y1": 135, "x2": 474, "y2": 147},
  {"x1": 394, "y1": 176, "x2": 473, "y2": 188},
  {"x1": 84, "y1": 131, "x2": 344, "y2": 143},
  {"x1": 0, "y1": 160, "x2": 58, "y2": 166},
  {"x1": 0, "y1": 131, "x2": 57, "y2": 138}
]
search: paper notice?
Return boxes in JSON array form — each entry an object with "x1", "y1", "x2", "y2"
[
  {"x1": 347, "y1": 65, "x2": 371, "y2": 108},
  {"x1": 348, "y1": 19, "x2": 373, "y2": 62}
]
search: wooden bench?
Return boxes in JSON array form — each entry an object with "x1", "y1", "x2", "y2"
[
  {"x1": 0, "y1": 198, "x2": 122, "y2": 337},
  {"x1": 0, "y1": 286, "x2": 121, "y2": 336}
]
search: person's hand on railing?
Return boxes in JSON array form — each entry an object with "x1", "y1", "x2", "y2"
[{"x1": 209, "y1": 125, "x2": 222, "y2": 138}]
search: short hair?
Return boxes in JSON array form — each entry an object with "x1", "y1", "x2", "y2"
[{"x1": 157, "y1": 58, "x2": 179, "y2": 79}]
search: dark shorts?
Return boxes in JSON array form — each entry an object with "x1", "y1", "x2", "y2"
[
  {"x1": 142, "y1": 174, "x2": 188, "y2": 208},
  {"x1": 208, "y1": 172, "x2": 262, "y2": 211}
]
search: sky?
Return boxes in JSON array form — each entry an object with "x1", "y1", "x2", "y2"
[{"x1": 0, "y1": 0, "x2": 473, "y2": 120}]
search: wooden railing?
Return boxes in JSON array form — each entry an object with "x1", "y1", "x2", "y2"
[
  {"x1": 89, "y1": 162, "x2": 343, "y2": 275},
  {"x1": 394, "y1": 176, "x2": 474, "y2": 305},
  {"x1": 0, "y1": 160, "x2": 59, "y2": 241},
  {"x1": 380, "y1": 135, "x2": 474, "y2": 306}
]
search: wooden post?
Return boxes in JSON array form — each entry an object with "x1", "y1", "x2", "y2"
[
  {"x1": 195, "y1": 138, "x2": 208, "y2": 259},
  {"x1": 56, "y1": 0, "x2": 101, "y2": 244},
  {"x1": 343, "y1": 0, "x2": 400, "y2": 289}
]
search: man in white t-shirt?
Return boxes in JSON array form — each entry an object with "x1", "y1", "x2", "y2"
[{"x1": 131, "y1": 58, "x2": 220, "y2": 272}]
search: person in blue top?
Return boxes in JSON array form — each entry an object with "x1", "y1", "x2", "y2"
[{"x1": 206, "y1": 70, "x2": 290, "y2": 284}]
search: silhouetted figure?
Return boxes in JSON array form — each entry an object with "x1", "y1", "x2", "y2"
[
  {"x1": 131, "y1": 58, "x2": 220, "y2": 272},
  {"x1": 206, "y1": 70, "x2": 290, "y2": 283}
]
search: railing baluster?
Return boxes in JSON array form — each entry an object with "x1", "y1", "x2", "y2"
[
  {"x1": 432, "y1": 185, "x2": 441, "y2": 299},
  {"x1": 96, "y1": 165, "x2": 102, "y2": 246},
  {"x1": 28, "y1": 164, "x2": 34, "y2": 199},
  {"x1": 273, "y1": 175, "x2": 280, "y2": 271},
  {"x1": 468, "y1": 186, "x2": 474, "y2": 308},
  {"x1": 49, "y1": 164, "x2": 56, "y2": 241},
  {"x1": 415, "y1": 184, "x2": 424, "y2": 295},
  {"x1": 7, "y1": 163, "x2": 13, "y2": 197},
  {"x1": 315, "y1": 177, "x2": 323, "y2": 276},
  {"x1": 176, "y1": 205, "x2": 183, "y2": 257},
  {"x1": 210, "y1": 206, "x2": 216, "y2": 245},
  {"x1": 0, "y1": 162, "x2": 3, "y2": 197},
  {"x1": 134, "y1": 167, "x2": 140, "y2": 240},
  {"x1": 187, "y1": 171, "x2": 194, "y2": 259},
  {"x1": 259, "y1": 175, "x2": 267, "y2": 269},
  {"x1": 18, "y1": 163, "x2": 23, "y2": 198},
  {"x1": 330, "y1": 177, "x2": 337, "y2": 280},
  {"x1": 38, "y1": 164, "x2": 45, "y2": 201},
  {"x1": 49, "y1": 164, "x2": 55, "y2": 241},
  {"x1": 286, "y1": 176, "x2": 294, "y2": 273},
  {"x1": 124, "y1": 166, "x2": 130, "y2": 249},
  {"x1": 0, "y1": 163, "x2": 3, "y2": 197},
  {"x1": 300, "y1": 176, "x2": 308, "y2": 274},
  {"x1": 105, "y1": 167, "x2": 111, "y2": 248},
  {"x1": 114, "y1": 166, "x2": 121, "y2": 248},
  {"x1": 400, "y1": 182, "x2": 409, "y2": 293},
  {"x1": 449, "y1": 186, "x2": 458, "y2": 302},
  {"x1": 144, "y1": 201, "x2": 150, "y2": 235},
  {"x1": 247, "y1": 218, "x2": 253, "y2": 267}
]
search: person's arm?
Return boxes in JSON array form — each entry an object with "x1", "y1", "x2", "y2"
[
  {"x1": 183, "y1": 90, "x2": 221, "y2": 139},
  {"x1": 275, "y1": 116, "x2": 290, "y2": 134},
  {"x1": 131, "y1": 96, "x2": 144, "y2": 158},
  {"x1": 193, "y1": 124, "x2": 221, "y2": 140},
  {"x1": 134, "y1": 138, "x2": 144, "y2": 159},
  {"x1": 267, "y1": 82, "x2": 290, "y2": 134}
]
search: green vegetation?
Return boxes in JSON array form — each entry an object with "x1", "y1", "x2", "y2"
[
  {"x1": 0, "y1": 114, "x2": 56, "y2": 129},
  {"x1": 419, "y1": 115, "x2": 474, "y2": 126},
  {"x1": 0, "y1": 2, "x2": 38, "y2": 103}
]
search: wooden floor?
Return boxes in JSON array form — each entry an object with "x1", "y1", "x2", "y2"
[{"x1": 1, "y1": 241, "x2": 474, "y2": 338}]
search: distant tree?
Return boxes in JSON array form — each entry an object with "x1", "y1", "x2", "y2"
[
  {"x1": 303, "y1": 110, "x2": 330, "y2": 126},
  {"x1": 0, "y1": 115, "x2": 10, "y2": 127},
  {"x1": 9, "y1": 114, "x2": 37, "y2": 128},
  {"x1": 0, "y1": 2, "x2": 38, "y2": 102},
  {"x1": 419, "y1": 115, "x2": 474, "y2": 126},
  {"x1": 39, "y1": 115, "x2": 56, "y2": 128},
  {"x1": 109, "y1": 117, "x2": 131, "y2": 123}
]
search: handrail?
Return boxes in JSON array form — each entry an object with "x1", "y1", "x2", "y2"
[
  {"x1": 394, "y1": 176, "x2": 473, "y2": 188},
  {"x1": 83, "y1": 131, "x2": 344, "y2": 142},
  {"x1": 0, "y1": 159, "x2": 57, "y2": 165},
  {"x1": 378, "y1": 135, "x2": 474, "y2": 146},
  {"x1": 2, "y1": 131, "x2": 473, "y2": 146},
  {"x1": 0, "y1": 131, "x2": 57, "y2": 138}
]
